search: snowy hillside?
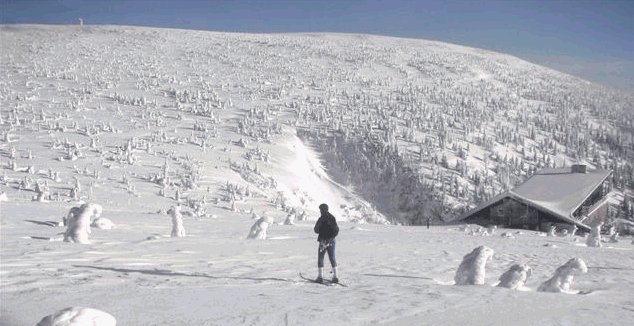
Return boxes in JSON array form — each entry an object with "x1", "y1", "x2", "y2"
[
  {"x1": 1, "y1": 25, "x2": 634, "y2": 325},
  {"x1": 1, "y1": 25, "x2": 632, "y2": 225}
]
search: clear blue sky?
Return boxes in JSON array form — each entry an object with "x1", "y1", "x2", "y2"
[{"x1": 1, "y1": 0, "x2": 633, "y2": 90}]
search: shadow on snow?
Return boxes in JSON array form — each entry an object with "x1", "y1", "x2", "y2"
[{"x1": 72, "y1": 264, "x2": 294, "y2": 283}]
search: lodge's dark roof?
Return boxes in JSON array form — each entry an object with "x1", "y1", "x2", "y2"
[{"x1": 459, "y1": 168, "x2": 612, "y2": 229}]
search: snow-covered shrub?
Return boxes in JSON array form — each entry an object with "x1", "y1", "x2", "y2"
[
  {"x1": 609, "y1": 232, "x2": 619, "y2": 243},
  {"x1": 538, "y1": 258, "x2": 588, "y2": 293},
  {"x1": 91, "y1": 217, "x2": 115, "y2": 230},
  {"x1": 500, "y1": 232, "x2": 514, "y2": 238},
  {"x1": 454, "y1": 245, "x2": 495, "y2": 285},
  {"x1": 547, "y1": 225, "x2": 556, "y2": 237},
  {"x1": 36, "y1": 306, "x2": 116, "y2": 326},
  {"x1": 247, "y1": 216, "x2": 272, "y2": 239},
  {"x1": 168, "y1": 205, "x2": 186, "y2": 238},
  {"x1": 586, "y1": 223, "x2": 602, "y2": 247},
  {"x1": 64, "y1": 203, "x2": 102, "y2": 244},
  {"x1": 497, "y1": 264, "x2": 532, "y2": 289}
]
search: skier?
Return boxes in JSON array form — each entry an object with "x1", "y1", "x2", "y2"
[{"x1": 314, "y1": 203, "x2": 339, "y2": 283}]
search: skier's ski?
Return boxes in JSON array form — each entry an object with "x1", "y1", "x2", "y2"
[{"x1": 299, "y1": 273, "x2": 347, "y2": 287}]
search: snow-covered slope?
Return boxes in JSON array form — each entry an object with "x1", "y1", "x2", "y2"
[
  {"x1": 2, "y1": 24, "x2": 631, "y2": 225},
  {"x1": 1, "y1": 25, "x2": 633, "y2": 325}
]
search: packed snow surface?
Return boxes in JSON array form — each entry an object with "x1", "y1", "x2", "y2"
[{"x1": 3, "y1": 202, "x2": 634, "y2": 325}]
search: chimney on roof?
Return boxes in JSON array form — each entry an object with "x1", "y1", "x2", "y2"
[{"x1": 571, "y1": 164, "x2": 587, "y2": 174}]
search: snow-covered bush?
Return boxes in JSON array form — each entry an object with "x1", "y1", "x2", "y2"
[
  {"x1": 168, "y1": 205, "x2": 186, "y2": 238},
  {"x1": 547, "y1": 225, "x2": 556, "y2": 237},
  {"x1": 247, "y1": 216, "x2": 272, "y2": 239},
  {"x1": 64, "y1": 203, "x2": 102, "y2": 244},
  {"x1": 454, "y1": 245, "x2": 495, "y2": 285},
  {"x1": 497, "y1": 263, "x2": 532, "y2": 289},
  {"x1": 538, "y1": 258, "x2": 588, "y2": 293},
  {"x1": 586, "y1": 223, "x2": 602, "y2": 247},
  {"x1": 36, "y1": 306, "x2": 116, "y2": 326}
]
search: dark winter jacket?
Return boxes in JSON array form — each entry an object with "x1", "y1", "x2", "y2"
[{"x1": 314, "y1": 212, "x2": 339, "y2": 241}]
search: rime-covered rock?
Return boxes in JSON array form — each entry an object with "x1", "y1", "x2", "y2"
[
  {"x1": 454, "y1": 245, "x2": 494, "y2": 285},
  {"x1": 36, "y1": 306, "x2": 116, "y2": 326},
  {"x1": 538, "y1": 258, "x2": 588, "y2": 293},
  {"x1": 497, "y1": 264, "x2": 532, "y2": 289}
]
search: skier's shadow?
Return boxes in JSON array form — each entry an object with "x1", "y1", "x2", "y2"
[
  {"x1": 73, "y1": 265, "x2": 294, "y2": 283},
  {"x1": 362, "y1": 273, "x2": 433, "y2": 280}
]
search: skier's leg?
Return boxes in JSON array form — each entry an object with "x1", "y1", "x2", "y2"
[
  {"x1": 327, "y1": 241, "x2": 338, "y2": 282},
  {"x1": 317, "y1": 245, "x2": 326, "y2": 282},
  {"x1": 327, "y1": 240, "x2": 337, "y2": 267}
]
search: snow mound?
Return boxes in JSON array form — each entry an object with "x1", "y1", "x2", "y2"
[
  {"x1": 36, "y1": 306, "x2": 116, "y2": 326},
  {"x1": 538, "y1": 258, "x2": 588, "y2": 293},
  {"x1": 91, "y1": 217, "x2": 115, "y2": 230},
  {"x1": 454, "y1": 245, "x2": 494, "y2": 285}
]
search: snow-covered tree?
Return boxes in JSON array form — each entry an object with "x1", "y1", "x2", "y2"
[
  {"x1": 34, "y1": 181, "x2": 50, "y2": 202},
  {"x1": 454, "y1": 245, "x2": 495, "y2": 285},
  {"x1": 538, "y1": 258, "x2": 588, "y2": 293},
  {"x1": 284, "y1": 213, "x2": 295, "y2": 225},
  {"x1": 586, "y1": 223, "x2": 603, "y2": 247},
  {"x1": 497, "y1": 263, "x2": 532, "y2": 289},
  {"x1": 247, "y1": 216, "x2": 272, "y2": 239},
  {"x1": 168, "y1": 205, "x2": 186, "y2": 238},
  {"x1": 64, "y1": 203, "x2": 103, "y2": 244}
]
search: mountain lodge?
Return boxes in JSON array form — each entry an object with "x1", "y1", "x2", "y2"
[{"x1": 459, "y1": 165, "x2": 612, "y2": 233}]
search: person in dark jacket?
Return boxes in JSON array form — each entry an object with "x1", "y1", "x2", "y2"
[{"x1": 314, "y1": 203, "x2": 339, "y2": 283}]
